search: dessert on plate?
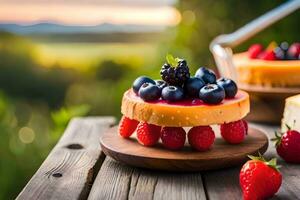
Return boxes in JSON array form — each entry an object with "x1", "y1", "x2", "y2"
[
  {"x1": 281, "y1": 94, "x2": 300, "y2": 132},
  {"x1": 119, "y1": 54, "x2": 250, "y2": 151},
  {"x1": 233, "y1": 42, "x2": 300, "y2": 87}
]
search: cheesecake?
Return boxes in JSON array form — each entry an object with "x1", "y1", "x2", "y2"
[
  {"x1": 233, "y1": 42, "x2": 300, "y2": 87},
  {"x1": 281, "y1": 94, "x2": 300, "y2": 132},
  {"x1": 233, "y1": 52, "x2": 300, "y2": 87},
  {"x1": 122, "y1": 89, "x2": 249, "y2": 127},
  {"x1": 118, "y1": 54, "x2": 250, "y2": 151}
]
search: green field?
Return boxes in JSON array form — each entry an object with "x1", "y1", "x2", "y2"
[{"x1": 34, "y1": 42, "x2": 161, "y2": 71}]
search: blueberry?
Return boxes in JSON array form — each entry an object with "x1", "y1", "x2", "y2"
[
  {"x1": 274, "y1": 47, "x2": 285, "y2": 60},
  {"x1": 216, "y1": 78, "x2": 237, "y2": 98},
  {"x1": 184, "y1": 77, "x2": 205, "y2": 98},
  {"x1": 199, "y1": 84, "x2": 225, "y2": 104},
  {"x1": 195, "y1": 67, "x2": 216, "y2": 84},
  {"x1": 162, "y1": 86, "x2": 184, "y2": 102},
  {"x1": 132, "y1": 76, "x2": 155, "y2": 94},
  {"x1": 280, "y1": 42, "x2": 289, "y2": 51},
  {"x1": 155, "y1": 80, "x2": 167, "y2": 90},
  {"x1": 138, "y1": 83, "x2": 161, "y2": 102}
]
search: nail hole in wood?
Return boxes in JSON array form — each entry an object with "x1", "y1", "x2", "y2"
[
  {"x1": 66, "y1": 143, "x2": 83, "y2": 150},
  {"x1": 52, "y1": 173, "x2": 62, "y2": 178}
]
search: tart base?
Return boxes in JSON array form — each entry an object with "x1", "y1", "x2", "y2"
[
  {"x1": 233, "y1": 52, "x2": 300, "y2": 87},
  {"x1": 100, "y1": 126, "x2": 268, "y2": 171},
  {"x1": 121, "y1": 89, "x2": 250, "y2": 127}
]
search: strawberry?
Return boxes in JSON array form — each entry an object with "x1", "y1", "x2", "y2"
[
  {"x1": 258, "y1": 50, "x2": 276, "y2": 60},
  {"x1": 240, "y1": 154, "x2": 282, "y2": 200},
  {"x1": 220, "y1": 120, "x2": 246, "y2": 144},
  {"x1": 188, "y1": 126, "x2": 215, "y2": 151},
  {"x1": 161, "y1": 127, "x2": 186, "y2": 150},
  {"x1": 136, "y1": 122, "x2": 161, "y2": 146},
  {"x1": 118, "y1": 116, "x2": 139, "y2": 138},
  {"x1": 272, "y1": 126, "x2": 300, "y2": 163},
  {"x1": 248, "y1": 44, "x2": 263, "y2": 59}
]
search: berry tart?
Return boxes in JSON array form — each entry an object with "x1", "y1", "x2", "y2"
[
  {"x1": 233, "y1": 42, "x2": 300, "y2": 87},
  {"x1": 119, "y1": 54, "x2": 250, "y2": 151}
]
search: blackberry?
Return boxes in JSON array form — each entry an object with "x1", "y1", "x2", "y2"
[{"x1": 160, "y1": 55, "x2": 190, "y2": 86}]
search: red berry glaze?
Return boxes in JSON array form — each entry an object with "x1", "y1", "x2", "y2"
[
  {"x1": 240, "y1": 155, "x2": 282, "y2": 200},
  {"x1": 161, "y1": 127, "x2": 186, "y2": 150},
  {"x1": 220, "y1": 120, "x2": 246, "y2": 144},
  {"x1": 288, "y1": 42, "x2": 300, "y2": 59},
  {"x1": 188, "y1": 126, "x2": 215, "y2": 151},
  {"x1": 118, "y1": 116, "x2": 139, "y2": 138},
  {"x1": 248, "y1": 44, "x2": 263, "y2": 59},
  {"x1": 258, "y1": 50, "x2": 276, "y2": 60},
  {"x1": 136, "y1": 122, "x2": 161, "y2": 146},
  {"x1": 274, "y1": 129, "x2": 300, "y2": 163}
]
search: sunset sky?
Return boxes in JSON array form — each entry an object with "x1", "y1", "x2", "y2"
[{"x1": 0, "y1": 0, "x2": 180, "y2": 26}]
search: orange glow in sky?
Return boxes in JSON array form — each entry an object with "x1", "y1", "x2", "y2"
[{"x1": 0, "y1": 3, "x2": 181, "y2": 26}]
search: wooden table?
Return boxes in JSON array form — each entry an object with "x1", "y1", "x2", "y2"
[{"x1": 16, "y1": 117, "x2": 300, "y2": 200}]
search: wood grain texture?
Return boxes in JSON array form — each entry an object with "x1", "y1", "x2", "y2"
[
  {"x1": 203, "y1": 124, "x2": 300, "y2": 200},
  {"x1": 100, "y1": 126, "x2": 268, "y2": 171},
  {"x1": 17, "y1": 117, "x2": 115, "y2": 200},
  {"x1": 88, "y1": 158, "x2": 207, "y2": 200}
]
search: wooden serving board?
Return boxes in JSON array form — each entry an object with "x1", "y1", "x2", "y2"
[{"x1": 100, "y1": 126, "x2": 268, "y2": 171}]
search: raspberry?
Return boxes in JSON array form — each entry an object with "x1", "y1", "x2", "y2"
[
  {"x1": 220, "y1": 120, "x2": 246, "y2": 144},
  {"x1": 118, "y1": 116, "x2": 139, "y2": 138},
  {"x1": 136, "y1": 122, "x2": 161, "y2": 146},
  {"x1": 248, "y1": 44, "x2": 263, "y2": 59},
  {"x1": 242, "y1": 120, "x2": 248, "y2": 134},
  {"x1": 287, "y1": 43, "x2": 300, "y2": 59},
  {"x1": 188, "y1": 126, "x2": 215, "y2": 151},
  {"x1": 258, "y1": 51, "x2": 276, "y2": 60},
  {"x1": 161, "y1": 127, "x2": 186, "y2": 150}
]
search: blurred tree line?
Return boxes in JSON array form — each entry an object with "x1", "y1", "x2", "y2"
[{"x1": 166, "y1": 0, "x2": 300, "y2": 72}]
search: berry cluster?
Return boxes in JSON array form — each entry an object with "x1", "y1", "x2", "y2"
[
  {"x1": 248, "y1": 42, "x2": 300, "y2": 60},
  {"x1": 119, "y1": 116, "x2": 248, "y2": 151},
  {"x1": 132, "y1": 54, "x2": 238, "y2": 104}
]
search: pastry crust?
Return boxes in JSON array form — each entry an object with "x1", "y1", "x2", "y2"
[
  {"x1": 233, "y1": 52, "x2": 300, "y2": 87},
  {"x1": 121, "y1": 89, "x2": 250, "y2": 127}
]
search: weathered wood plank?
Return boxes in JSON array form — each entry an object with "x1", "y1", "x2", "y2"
[
  {"x1": 203, "y1": 124, "x2": 300, "y2": 200},
  {"x1": 88, "y1": 158, "x2": 207, "y2": 200},
  {"x1": 17, "y1": 117, "x2": 115, "y2": 200}
]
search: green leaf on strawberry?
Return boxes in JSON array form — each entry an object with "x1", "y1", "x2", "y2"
[{"x1": 248, "y1": 152, "x2": 280, "y2": 171}]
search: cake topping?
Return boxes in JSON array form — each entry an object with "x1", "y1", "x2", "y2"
[
  {"x1": 287, "y1": 43, "x2": 300, "y2": 59},
  {"x1": 131, "y1": 54, "x2": 238, "y2": 104},
  {"x1": 138, "y1": 83, "x2": 161, "y2": 102},
  {"x1": 248, "y1": 42, "x2": 300, "y2": 60},
  {"x1": 132, "y1": 76, "x2": 155, "y2": 94},
  {"x1": 161, "y1": 85, "x2": 184, "y2": 102},
  {"x1": 216, "y1": 78, "x2": 238, "y2": 98},
  {"x1": 184, "y1": 77, "x2": 205, "y2": 98},
  {"x1": 160, "y1": 54, "x2": 190, "y2": 86},
  {"x1": 154, "y1": 80, "x2": 167, "y2": 91},
  {"x1": 195, "y1": 67, "x2": 217, "y2": 84},
  {"x1": 199, "y1": 84, "x2": 225, "y2": 104}
]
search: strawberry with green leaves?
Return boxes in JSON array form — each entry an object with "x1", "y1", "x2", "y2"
[
  {"x1": 272, "y1": 125, "x2": 300, "y2": 163},
  {"x1": 240, "y1": 154, "x2": 282, "y2": 200}
]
